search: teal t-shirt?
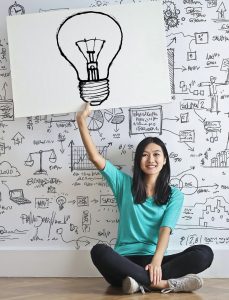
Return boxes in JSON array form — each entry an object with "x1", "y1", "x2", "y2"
[{"x1": 100, "y1": 160, "x2": 184, "y2": 256}]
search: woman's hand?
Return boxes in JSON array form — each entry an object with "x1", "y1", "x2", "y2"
[
  {"x1": 145, "y1": 262, "x2": 162, "y2": 286},
  {"x1": 145, "y1": 227, "x2": 170, "y2": 286},
  {"x1": 76, "y1": 102, "x2": 91, "y2": 122}
]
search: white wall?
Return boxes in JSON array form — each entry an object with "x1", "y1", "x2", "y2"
[
  {"x1": 0, "y1": 0, "x2": 229, "y2": 277},
  {"x1": 0, "y1": 249, "x2": 226, "y2": 278}
]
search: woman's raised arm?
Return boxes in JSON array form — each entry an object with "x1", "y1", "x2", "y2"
[{"x1": 76, "y1": 103, "x2": 106, "y2": 170}]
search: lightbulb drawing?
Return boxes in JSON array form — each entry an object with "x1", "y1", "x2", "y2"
[{"x1": 56, "y1": 11, "x2": 123, "y2": 106}]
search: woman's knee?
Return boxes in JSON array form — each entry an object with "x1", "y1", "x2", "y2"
[
  {"x1": 194, "y1": 244, "x2": 214, "y2": 268},
  {"x1": 90, "y1": 243, "x2": 110, "y2": 261},
  {"x1": 202, "y1": 245, "x2": 214, "y2": 266}
]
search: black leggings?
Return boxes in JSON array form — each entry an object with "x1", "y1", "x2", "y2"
[{"x1": 91, "y1": 244, "x2": 214, "y2": 287}]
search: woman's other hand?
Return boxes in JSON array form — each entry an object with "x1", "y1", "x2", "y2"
[{"x1": 145, "y1": 262, "x2": 162, "y2": 286}]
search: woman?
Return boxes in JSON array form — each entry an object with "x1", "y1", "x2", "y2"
[{"x1": 76, "y1": 103, "x2": 214, "y2": 294}]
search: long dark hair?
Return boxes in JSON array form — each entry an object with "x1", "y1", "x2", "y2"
[{"x1": 132, "y1": 137, "x2": 171, "y2": 205}]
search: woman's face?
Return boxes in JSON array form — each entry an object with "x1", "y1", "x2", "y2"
[{"x1": 140, "y1": 143, "x2": 166, "y2": 177}]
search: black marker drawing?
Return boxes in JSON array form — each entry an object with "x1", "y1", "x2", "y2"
[
  {"x1": 87, "y1": 110, "x2": 104, "y2": 131},
  {"x1": 162, "y1": 128, "x2": 194, "y2": 151},
  {"x1": 163, "y1": 0, "x2": 180, "y2": 31},
  {"x1": 178, "y1": 174, "x2": 198, "y2": 196},
  {"x1": 77, "y1": 196, "x2": 89, "y2": 207},
  {"x1": 195, "y1": 32, "x2": 209, "y2": 44},
  {"x1": 57, "y1": 133, "x2": 66, "y2": 154},
  {"x1": 90, "y1": 0, "x2": 109, "y2": 7},
  {"x1": 9, "y1": 189, "x2": 31, "y2": 205},
  {"x1": 213, "y1": 2, "x2": 228, "y2": 22},
  {"x1": 0, "y1": 226, "x2": 6, "y2": 234},
  {"x1": 202, "y1": 133, "x2": 229, "y2": 167},
  {"x1": 185, "y1": 6, "x2": 203, "y2": 20},
  {"x1": 24, "y1": 149, "x2": 57, "y2": 175},
  {"x1": 0, "y1": 39, "x2": 8, "y2": 73},
  {"x1": 0, "y1": 142, "x2": 11, "y2": 155},
  {"x1": 180, "y1": 31, "x2": 209, "y2": 64},
  {"x1": 0, "y1": 82, "x2": 7, "y2": 100},
  {"x1": 0, "y1": 161, "x2": 20, "y2": 177},
  {"x1": 70, "y1": 223, "x2": 78, "y2": 234},
  {"x1": 180, "y1": 99, "x2": 206, "y2": 110},
  {"x1": 70, "y1": 145, "x2": 108, "y2": 170},
  {"x1": 100, "y1": 194, "x2": 116, "y2": 207},
  {"x1": 0, "y1": 100, "x2": 14, "y2": 121},
  {"x1": 120, "y1": 0, "x2": 135, "y2": 4},
  {"x1": 8, "y1": 1, "x2": 25, "y2": 16},
  {"x1": 129, "y1": 106, "x2": 162, "y2": 136},
  {"x1": 69, "y1": 141, "x2": 111, "y2": 171},
  {"x1": 35, "y1": 198, "x2": 50, "y2": 209},
  {"x1": 179, "y1": 195, "x2": 228, "y2": 228},
  {"x1": 206, "y1": 0, "x2": 217, "y2": 8},
  {"x1": 199, "y1": 75, "x2": 229, "y2": 113},
  {"x1": 30, "y1": 227, "x2": 43, "y2": 242},
  {"x1": 56, "y1": 11, "x2": 123, "y2": 106},
  {"x1": 180, "y1": 112, "x2": 189, "y2": 123},
  {"x1": 205, "y1": 121, "x2": 221, "y2": 143},
  {"x1": 57, "y1": 228, "x2": 115, "y2": 250},
  {"x1": 56, "y1": 196, "x2": 66, "y2": 210},
  {"x1": 167, "y1": 48, "x2": 175, "y2": 93},
  {"x1": 45, "y1": 115, "x2": 76, "y2": 133},
  {"x1": 104, "y1": 108, "x2": 125, "y2": 132},
  {"x1": 11, "y1": 132, "x2": 24, "y2": 145},
  {"x1": 200, "y1": 197, "x2": 229, "y2": 228},
  {"x1": 39, "y1": 8, "x2": 69, "y2": 13},
  {"x1": 193, "y1": 109, "x2": 221, "y2": 143},
  {"x1": 171, "y1": 169, "x2": 219, "y2": 196},
  {"x1": 82, "y1": 210, "x2": 91, "y2": 232},
  {"x1": 220, "y1": 58, "x2": 229, "y2": 83},
  {"x1": 0, "y1": 226, "x2": 28, "y2": 241},
  {"x1": 119, "y1": 143, "x2": 134, "y2": 156},
  {"x1": 179, "y1": 130, "x2": 195, "y2": 144}
]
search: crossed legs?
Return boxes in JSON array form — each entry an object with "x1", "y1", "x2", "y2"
[{"x1": 91, "y1": 243, "x2": 214, "y2": 289}]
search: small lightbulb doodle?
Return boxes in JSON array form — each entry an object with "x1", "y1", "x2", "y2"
[{"x1": 56, "y1": 11, "x2": 123, "y2": 106}]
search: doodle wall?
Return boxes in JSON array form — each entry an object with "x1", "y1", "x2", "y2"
[{"x1": 0, "y1": 0, "x2": 229, "y2": 272}]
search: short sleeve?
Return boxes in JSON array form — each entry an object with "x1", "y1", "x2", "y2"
[
  {"x1": 160, "y1": 187, "x2": 184, "y2": 232},
  {"x1": 99, "y1": 160, "x2": 126, "y2": 201}
]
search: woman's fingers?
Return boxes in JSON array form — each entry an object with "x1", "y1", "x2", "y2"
[{"x1": 147, "y1": 265, "x2": 162, "y2": 286}]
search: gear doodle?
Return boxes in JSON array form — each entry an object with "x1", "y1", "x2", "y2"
[
  {"x1": 163, "y1": 0, "x2": 180, "y2": 31},
  {"x1": 90, "y1": 0, "x2": 109, "y2": 7}
]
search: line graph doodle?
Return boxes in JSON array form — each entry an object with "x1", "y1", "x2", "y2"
[{"x1": 70, "y1": 143, "x2": 111, "y2": 171}]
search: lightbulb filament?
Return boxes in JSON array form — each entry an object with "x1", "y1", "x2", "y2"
[{"x1": 75, "y1": 38, "x2": 105, "y2": 81}]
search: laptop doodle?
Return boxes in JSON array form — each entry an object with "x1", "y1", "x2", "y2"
[{"x1": 9, "y1": 189, "x2": 31, "y2": 205}]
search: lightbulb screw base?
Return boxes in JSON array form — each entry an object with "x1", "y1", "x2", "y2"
[{"x1": 79, "y1": 79, "x2": 109, "y2": 106}]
